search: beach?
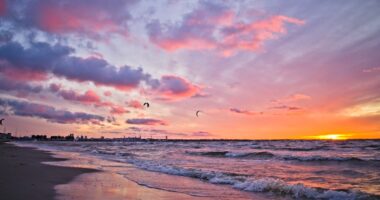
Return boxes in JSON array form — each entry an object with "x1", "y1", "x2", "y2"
[
  {"x1": 1, "y1": 142, "x2": 269, "y2": 200},
  {"x1": 8, "y1": 140, "x2": 380, "y2": 200}
]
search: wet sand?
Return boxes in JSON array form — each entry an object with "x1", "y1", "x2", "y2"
[
  {"x1": 0, "y1": 143, "x2": 97, "y2": 200},
  {"x1": 3, "y1": 142, "x2": 270, "y2": 200},
  {"x1": 56, "y1": 172, "x2": 218, "y2": 200}
]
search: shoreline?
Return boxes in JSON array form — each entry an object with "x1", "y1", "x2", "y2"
[
  {"x1": 9, "y1": 141, "x2": 269, "y2": 200},
  {"x1": 0, "y1": 142, "x2": 97, "y2": 200},
  {"x1": 6, "y1": 140, "x2": 379, "y2": 199}
]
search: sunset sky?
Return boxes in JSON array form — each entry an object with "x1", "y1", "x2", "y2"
[{"x1": 0, "y1": 0, "x2": 379, "y2": 139}]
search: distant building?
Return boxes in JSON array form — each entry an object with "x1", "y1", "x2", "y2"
[
  {"x1": 51, "y1": 136, "x2": 65, "y2": 140},
  {"x1": 0, "y1": 132, "x2": 12, "y2": 141},
  {"x1": 31, "y1": 135, "x2": 47, "y2": 140},
  {"x1": 65, "y1": 134, "x2": 74, "y2": 141}
]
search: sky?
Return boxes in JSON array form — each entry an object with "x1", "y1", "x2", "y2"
[{"x1": 0, "y1": 0, "x2": 379, "y2": 139}]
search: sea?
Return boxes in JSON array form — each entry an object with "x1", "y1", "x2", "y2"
[{"x1": 15, "y1": 140, "x2": 380, "y2": 200}]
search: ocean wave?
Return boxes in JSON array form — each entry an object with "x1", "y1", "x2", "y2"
[
  {"x1": 281, "y1": 155, "x2": 379, "y2": 162},
  {"x1": 186, "y1": 150, "x2": 379, "y2": 163},
  {"x1": 225, "y1": 151, "x2": 275, "y2": 158},
  {"x1": 187, "y1": 151, "x2": 275, "y2": 159},
  {"x1": 126, "y1": 158, "x2": 374, "y2": 199},
  {"x1": 276, "y1": 147, "x2": 328, "y2": 151},
  {"x1": 192, "y1": 151, "x2": 229, "y2": 157},
  {"x1": 91, "y1": 149, "x2": 134, "y2": 157}
]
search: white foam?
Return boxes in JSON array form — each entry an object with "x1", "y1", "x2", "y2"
[{"x1": 126, "y1": 158, "x2": 369, "y2": 200}]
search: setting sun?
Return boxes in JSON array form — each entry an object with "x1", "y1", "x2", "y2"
[{"x1": 313, "y1": 134, "x2": 350, "y2": 140}]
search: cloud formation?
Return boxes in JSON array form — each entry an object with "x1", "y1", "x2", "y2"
[
  {"x1": 2, "y1": 0, "x2": 137, "y2": 37},
  {"x1": 0, "y1": 41, "x2": 201, "y2": 100},
  {"x1": 110, "y1": 106, "x2": 129, "y2": 115},
  {"x1": 126, "y1": 118, "x2": 168, "y2": 126},
  {"x1": 229, "y1": 108, "x2": 259, "y2": 116},
  {"x1": 0, "y1": 0, "x2": 6, "y2": 15},
  {"x1": 49, "y1": 84, "x2": 130, "y2": 115},
  {"x1": 0, "y1": 98, "x2": 104, "y2": 124},
  {"x1": 363, "y1": 67, "x2": 380, "y2": 73},
  {"x1": 147, "y1": 1, "x2": 304, "y2": 55},
  {"x1": 272, "y1": 94, "x2": 311, "y2": 104},
  {"x1": 0, "y1": 42, "x2": 151, "y2": 89},
  {"x1": 125, "y1": 127, "x2": 212, "y2": 138},
  {"x1": 127, "y1": 100, "x2": 143, "y2": 109},
  {"x1": 104, "y1": 91, "x2": 112, "y2": 97},
  {"x1": 0, "y1": 76, "x2": 43, "y2": 96},
  {"x1": 57, "y1": 89, "x2": 101, "y2": 104},
  {"x1": 156, "y1": 75, "x2": 200, "y2": 100},
  {"x1": 270, "y1": 105, "x2": 302, "y2": 111},
  {"x1": 190, "y1": 131, "x2": 213, "y2": 137}
]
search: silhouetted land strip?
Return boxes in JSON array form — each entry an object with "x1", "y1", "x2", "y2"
[{"x1": 0, "y1": 143, "x2": 97, "y2": 200}]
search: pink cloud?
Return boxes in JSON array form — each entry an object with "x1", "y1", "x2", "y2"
[
  {"x1": 272, "y1": 94, "x2": 311, "y2": 104},
  {"x1": 127, "y1": 100, "x2": 143, "y2": 109},
  {"x1": 48, "y1": 84, "x2": 130, "y2": 115},
  {"x1": 0, "y1": 0, "x2": 6, "y2": 15},
  {"x1": 39, "y1": 6, "x2": 117, "y2": 33},
  {"x1": 1, "y1": 41, "x2": 201, "y2": 101},
  {"x1": 33, "y1": 0, "x2": 135, "y2": 37},
  {"x1": 110, "y1": 106, "x2": 129, "y2": 115},
  {"x1": 94, "y1": 101, "x2": 115, "y2": 108},
  {"x1": 104, "y1": 91, "x2": 112, "y2": 97},
  {"x1": 147, "y1": 1, "x2": 304, "y2": 56},
  {"x1": 0, "y1": 66, "x2": 48, "y2": 81},
  {"x1": 363, "y1": 67, "x2": 380, "y2": 73},
  {"x1": 156, "y1": 75, "x2": 200, "y2": 101},
  {"x1": 153, "y1": 38, "x2": 216, "y2": 52},
  {"x1": 220, "y1": 15, "x2": 305, "y2": 56},
  {"x1": 59, "y1": 89, "x2": 101, "y2": 104}
]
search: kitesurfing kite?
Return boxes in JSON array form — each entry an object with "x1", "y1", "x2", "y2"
[
  {"x1": 0, "y1": 118, "x2": 4, "y2": 125},
  {"x1": 143, "y1": 102, "x2": 150, "y2": 108},
  {"x1": 196, "y1": 110, "x2": 201, "y2": 117}
]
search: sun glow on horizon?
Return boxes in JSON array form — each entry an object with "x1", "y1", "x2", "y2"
[{"x1": 311, "y1": 134, "x2": 350, "y2": 140}]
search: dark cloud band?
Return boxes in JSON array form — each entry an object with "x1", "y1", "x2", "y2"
[{"x1": 0, "y1": 98, "x2": 104, "y2": 124}]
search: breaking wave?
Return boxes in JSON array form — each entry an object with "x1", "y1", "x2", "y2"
[
  {"x1": 126, "y1": 158, "x2": 375, "y2": 200},
  {"x1": 186, "y1": 150, "x2": 380, "y2": 163}
]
